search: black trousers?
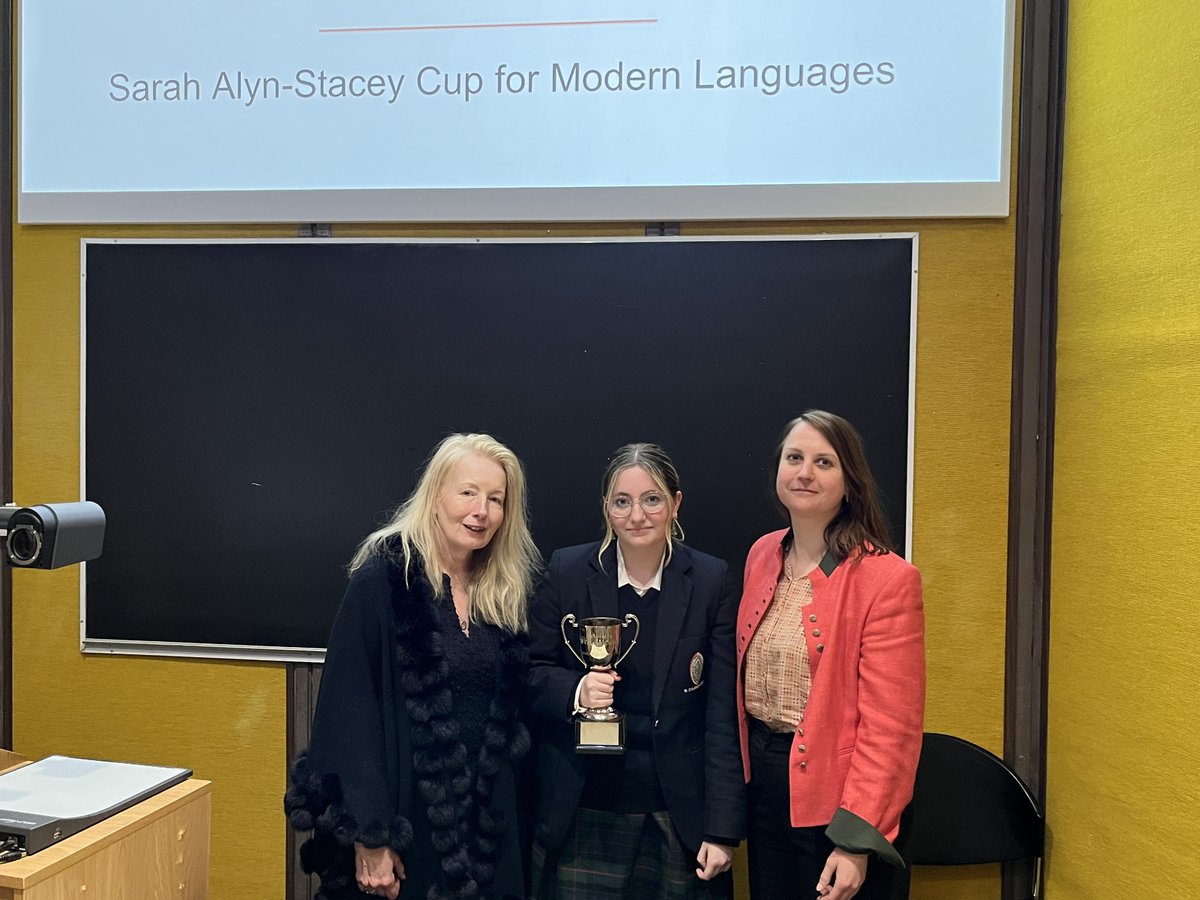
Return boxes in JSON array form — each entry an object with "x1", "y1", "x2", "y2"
[{"x1": 746, "y1": 720, "x2": 896, "y2": 900}]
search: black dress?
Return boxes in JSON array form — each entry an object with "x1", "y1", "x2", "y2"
[{"x1": 285, "y1": 551, "x2": 530, "y2": 900}]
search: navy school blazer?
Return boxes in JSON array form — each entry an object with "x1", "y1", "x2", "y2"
[{"x1": 526, "y1": 540, "x2": 746, "y2": 852}]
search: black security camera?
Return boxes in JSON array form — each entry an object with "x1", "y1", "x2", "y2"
[{"x1": 0, "y1": 501, "x2": 105, "y2": 569}]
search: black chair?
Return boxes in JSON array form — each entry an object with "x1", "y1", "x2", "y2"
[{"x1": 891, "y1": 732, "x2": 1044, "y2": 900}]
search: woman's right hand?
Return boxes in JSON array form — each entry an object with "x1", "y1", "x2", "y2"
[
  {"x1": 354, "y1": 842, "x2": 405, "y2": 899},
  {"x1": 579, "y1": 668, "x2": 621, "y2": 708},
  {"x1": 816, "y1": 847, "x2": 868, "y2": 899}
]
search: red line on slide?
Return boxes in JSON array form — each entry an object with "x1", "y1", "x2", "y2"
[{"x1": 319, "y1": 19, "x2": 658, "y2": 34}]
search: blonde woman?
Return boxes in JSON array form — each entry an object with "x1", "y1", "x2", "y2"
[
  {"x1": 528, "y1": 443, "x2": 745, "y2": 899},
  {"x1": 287, "y1": 434, "x2": 540, "y2": 900}
]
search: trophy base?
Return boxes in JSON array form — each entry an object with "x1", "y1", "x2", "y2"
[{"x1": 575, "y1": 717, "x2": 625, "y2": 755}]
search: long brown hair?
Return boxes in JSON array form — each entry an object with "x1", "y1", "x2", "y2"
[{"x1": 774, "y1": 410, "x2": 894, "y2": 562}]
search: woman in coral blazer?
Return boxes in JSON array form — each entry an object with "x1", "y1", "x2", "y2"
[{"x1": 737, "y1": 411, "x2": 925, "y2": 900}]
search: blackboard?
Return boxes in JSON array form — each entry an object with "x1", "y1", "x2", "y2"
[{"x1": 82, "y1": 236, "x2": 916, "y2": 659}]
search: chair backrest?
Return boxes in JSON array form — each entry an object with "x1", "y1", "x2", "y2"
[{"x1": 899, "y1": 732, "x2": 1044, "y2": 867}]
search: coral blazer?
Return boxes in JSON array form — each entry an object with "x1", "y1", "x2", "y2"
[{"x1": 737, "y1": 530, "x2": 925, "y2": 858}]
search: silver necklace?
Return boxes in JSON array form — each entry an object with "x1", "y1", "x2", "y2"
[{"x1": 448, "y1": 573, "x2": 471, "y2": 636}]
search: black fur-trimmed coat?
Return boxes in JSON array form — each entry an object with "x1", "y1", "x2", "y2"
[{"x1": 285, "y1": 552, "x2": 530, "y2": 900}]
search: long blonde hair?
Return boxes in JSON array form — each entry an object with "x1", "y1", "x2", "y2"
[{"x1": 350, "y1": 433, "x2": 540, "y2": 632}]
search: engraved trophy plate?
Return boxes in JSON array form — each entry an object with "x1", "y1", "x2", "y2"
[{"x1": 561, "y1": 613, "x2": 640, "y2": 754}]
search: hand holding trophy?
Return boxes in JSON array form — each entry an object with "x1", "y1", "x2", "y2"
[{"x1": 561, "y1": 613, "x2": 641, "y2": 753}]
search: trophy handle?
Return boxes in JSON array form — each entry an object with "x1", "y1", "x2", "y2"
[
  {"x1": 560, "y1": 614, "x2": 588, "y2": 668},
  {"x1": 612, "y1": 613, "x2": 641, "y2": 668}
]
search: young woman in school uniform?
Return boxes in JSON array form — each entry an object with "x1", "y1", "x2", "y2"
[{"x1": 527, "y1": 443, "x2": 746, "y2": 899}]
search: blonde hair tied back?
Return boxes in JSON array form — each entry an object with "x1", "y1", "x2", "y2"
[{"x1": 597, "y1": 443, "x2": 684, "y2": 568}]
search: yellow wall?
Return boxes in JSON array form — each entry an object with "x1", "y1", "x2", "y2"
[{"x1": 1049, "y1": 3, "x2": 1200, "y2": 897}]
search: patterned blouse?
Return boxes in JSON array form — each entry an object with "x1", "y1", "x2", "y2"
[{"x1": 743, "y1": 571, "x2": 813, "y2": 732}]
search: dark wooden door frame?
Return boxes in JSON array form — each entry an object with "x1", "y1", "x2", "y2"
[
  {"x1": 1005, "y1": 0, "x2": 1068, "y2": 896},
  {"x1": 286, "y1": 664, "x2": 322, "y2": 900}
]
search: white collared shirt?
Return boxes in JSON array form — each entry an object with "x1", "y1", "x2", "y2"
[{"x1": 616, "y1": 544, "x2": 665, "y2": 596}]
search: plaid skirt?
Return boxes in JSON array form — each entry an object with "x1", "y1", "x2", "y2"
[{"x1": 532, "y1": 808, "x2": 734, "y2": 900}]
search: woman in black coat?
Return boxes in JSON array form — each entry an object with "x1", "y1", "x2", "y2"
[
  {"x1": 286, "y1": 433, "x2": 540, "y2": 900},
  {"x1": 527, "y1": 443, "x2": 746, "y2": 899}
]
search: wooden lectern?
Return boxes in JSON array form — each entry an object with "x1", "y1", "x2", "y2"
[{"x1": 0, "y1": 754, "x2": 211, "y2": 900}]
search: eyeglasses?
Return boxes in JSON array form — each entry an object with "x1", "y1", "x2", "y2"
[{"x1": 608, "y1": 493, "x2": 668, "y2": 517}]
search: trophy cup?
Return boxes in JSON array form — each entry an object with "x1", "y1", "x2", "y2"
[{"x1": 561, "y1": 613, "x2": 641, "y2": 754}]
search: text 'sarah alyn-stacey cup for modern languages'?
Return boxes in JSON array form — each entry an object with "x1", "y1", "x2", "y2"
[{"x1": 560, "y1": 614, "x2": 640, "y2": 754}]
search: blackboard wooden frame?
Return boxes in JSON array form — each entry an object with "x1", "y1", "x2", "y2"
[{"x1": 80, "y1": 235, "x2": 917, "y2": 661}]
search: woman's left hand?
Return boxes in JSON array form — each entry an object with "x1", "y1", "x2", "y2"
[
  {"x1": 816, "y1": 847, "x2": 868, "y2": 899},
  {"x1": 354, "y1": 842, "x2": 405, "y2": 898},
  {"x1": 694, "y1": 841, "x2": 735, "y2": 880}
]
